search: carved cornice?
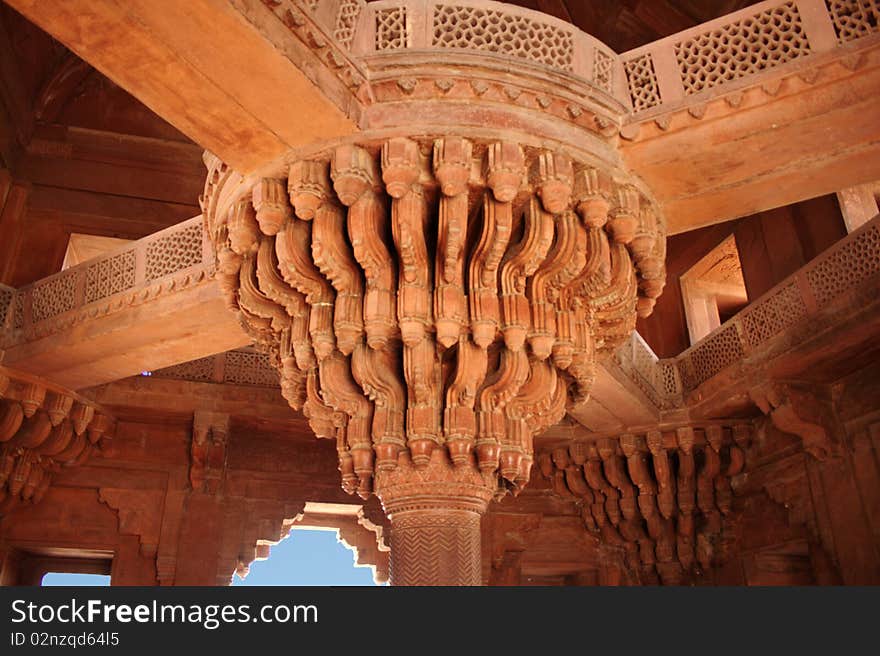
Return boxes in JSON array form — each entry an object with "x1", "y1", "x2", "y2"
[{"x1": 0, "y1": 366, "x2": 115, "y2": 515}]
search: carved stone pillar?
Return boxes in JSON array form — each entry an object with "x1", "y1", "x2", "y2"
[
  {"x1": 200, "y1": 3, "x2": 670, "y2": 584},
  {"x1": 378, "y1": 450, "x2": 494, "y2": 586}
]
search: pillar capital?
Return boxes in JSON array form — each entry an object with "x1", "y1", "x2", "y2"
[{"x1": 375, "y1": 448, "x2": 497, "y2": 516}]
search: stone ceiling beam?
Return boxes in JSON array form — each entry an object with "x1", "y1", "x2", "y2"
[
  {"x1": 621, "y1": 55, "x2": 880, "y2": 234},
  {"x1": 618, "y1": 1, "x2": 880, "y2": 234},
  {"x1": 3, "y1": 0, "x2": 359, "y2": 174},
  {"x1": 0, "y1": 217, "x2": 250, "y2": 390}
]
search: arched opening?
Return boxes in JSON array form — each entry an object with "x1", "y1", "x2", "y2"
[{"x1": 232, "y1": 529, "x2": 382, "y2": 586}]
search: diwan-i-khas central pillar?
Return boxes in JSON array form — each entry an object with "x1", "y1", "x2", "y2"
[{"x1": 200, "y1": 0, "x2": 666, "y2": 586}]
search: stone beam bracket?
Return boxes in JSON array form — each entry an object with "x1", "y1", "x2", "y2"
[
  {"x1": 190, "y1": 411, "x2": 231, "y2": 494},
  {"x1": 749, "y1": 382, "x2": 838, "y2": 460}
]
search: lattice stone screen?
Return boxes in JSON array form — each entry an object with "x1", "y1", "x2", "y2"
[
  {"x1": 740, "y1": 281, "x2": 807, "y2": 347},
  {"x1": 375, "y1": 6, "x2": 408, "y2": 50},
  {"x1": 31, "y1": 275, "x2": 77, "y2": 323},
  {"x1": 153, "y1": 356, "x2": 216, "y2": 383},
  {"x1": 806, "y1": 222, "x2": 880, "y2": 305},
  {"x1": 825, "y1": 0, "x2": 880, "y2": 42},
  {"x1": 593, "y1": 48, "x2": 615, "y2": 93},
  {"x1": 675, "y1": 2, "x2": 811, "y2": 95},
  {"x1": 629, "y1": 216, "x2": 880, "y2": 400},
  {"x1": 4, "y1": 216, "x2": 210, "y2": 344},
  {"x1": 150, "y1": 350, "x2": 280, "y2": 388},
  {"x1": 84, "y1": 250, "x2": 136, "y2": 304},
  {"x1": 145, "y1": 222, "x2": 203, "y2": 283},
  {"x1": 623, "y1": 53, "x2": 662, "y2": 112},
  {"x1": 334, "y1": 0, "x2": 363, "y2": 50},
  {"x1": 224, "y1": 351, "x2": 280, "y2": 387},
  {"x1": 431, "y1": 4, "x2": 574, "y2": 70},
  {"x1": 0, "y1": 286, "x2": 12, "y2": 328}
]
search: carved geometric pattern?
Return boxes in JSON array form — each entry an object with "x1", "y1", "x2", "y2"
[
  {"x1": 145, "y1": 223, "x2": 203, "y2": 282},
  {"x1": 432, "y1": 5, "x2": 574, "y2": 71},
  {"x1": 84, "y1": 249, "x2": 136, "y2": 304},
  {"x1": 593, "y1": 47, "x2": 615, "y2": 93},
  {"x1": 675, "y1": 2, "x2": 811, "y2": 95},
  {"x1": 678, "y1": 356, "x2": 698, "y2": 392},
  {"x1": 741, "y1": 281, "x2": 807, "y2": 347},
  {"x1": 224, "y1": 350, "x2": 281, "y2": 387},
  {"x1": 825, "y1": 0, "x2": 880, "y2": 42},
  {"x1": 31, "y1": 273, "x2": 77, "y2": 323},
  {"x1": 661, "y1": 361, "x2": 681, "y2": 397},
  {"x1": 375, "y1": 7, "x2": 407, "y2": 51},
  {"x1": 806, "y1": 223, "x2": 880, "y2": 306},
  {"x1": 624, "y1": 53, "x2": 661, "y2": 112},
  {"x1": 334, "y1": 0, "x2": 362, "y2": 50},
  {"x1": 687, "y1": 323, "x2": 744, "y2": 388},
  {"x1": 12, "y1": 293, "x2": 23, "y2": 329},
  {"x1": 625, "y1": 333, "x2": 667, "y2": 408},
  {"x1": 152, "y1": 355, "x2": 216, "y2": 383},
  {"x1": 389, "y1": 510, "x2": 482, "y2": 585},
  {"x1": 0, "y1": 286, "x2": 12, "y2": 327}
]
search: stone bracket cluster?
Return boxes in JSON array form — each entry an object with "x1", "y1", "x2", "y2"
[
  {"x1": 539, "y1": 422, "x2": 752, "y2": 584},
  {"x1": 0, "y1": 366, "x2": 114, "y2": 514},
  {"x1": 204, "y1": 135, "x2": 667, "y2": 505}
]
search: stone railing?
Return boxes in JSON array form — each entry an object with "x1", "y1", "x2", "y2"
[
  {"x1": 356, "y1": 0, "x2": 621, "y2": 92},
  {"x1": 0, "y1": 216, "x2": 213, "y2": 345},
  {"x1": 147, "y1": 348, "x2": 280, "y2": 388},
  {"x1": 620, "y1": 212, "x2": 880, "y2": 406},
  {"x1": 273, "y1": 0, "x2": 879, "y2": 119},
  {"x1": 613, "y1": 331, "x2": 683, "y2": 410},
  {"x1": 620, "y1": 0, "x2": 880, "y2": 116},
  {"x1": 287, "y1": 0, "x2": 625, "y2": 102}
]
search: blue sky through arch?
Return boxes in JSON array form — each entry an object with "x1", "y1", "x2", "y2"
[{"x1": 233, "y1": 529, "x2": 379, "y2": 586}]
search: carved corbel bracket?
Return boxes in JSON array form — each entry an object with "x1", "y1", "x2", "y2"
[
  {"x1": 0, "y1": 366, "x2": 114, "y2": 515},
  {"x1": 190, "y1": 411, "x2": 230, "y2": 494},
  {"x1": 749, "y1": 382, "x2": 837, "y2": 460},
  {"x1": 540, "y1": 421, "x2": 752, "y2": 584}
]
